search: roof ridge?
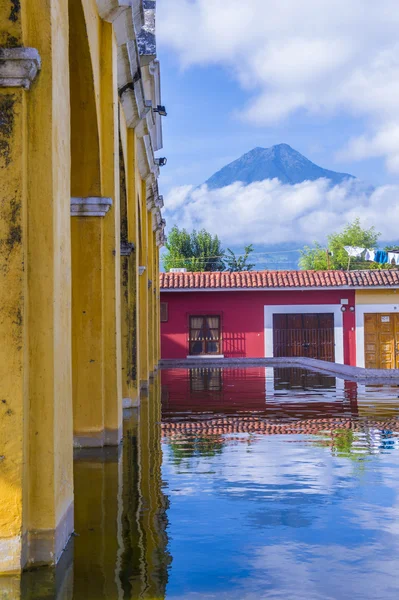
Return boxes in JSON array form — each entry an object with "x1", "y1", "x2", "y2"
[{"x1": 160, "y1": 269, "x2": 399, "y2": 289}]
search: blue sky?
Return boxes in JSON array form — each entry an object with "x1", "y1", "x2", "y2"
[{"x1": 156, "y1": 0, "x2": 399, "y2": 250}]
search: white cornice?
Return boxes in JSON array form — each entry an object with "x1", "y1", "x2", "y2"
[
  {"x1": 154, "y1": 194, "x2": 163, "y2": 209},
  {"x1": 136, "y1": 136, "x2": 151, "y2": 180},
  {"x1": 97, "y1": 0, "x2": 163, "y2": 226},
  {"x1": 0, "y1": 48, "x2": 41, "y2": 89},
  {"x1": 137, "y1": 0, "x2": 156, "y2": 66},
  {"x1": 71, "y1": 197, "x2": 112, "y2": 217},
  {"x1": 96, "y1": 0, "x2": 131, "y2": 22},
  {"x1": 143, "y1": 134, "x2": 159, "y2": 178},
  {"x1": 143, "y1": 60, "x2": 163, "y2": 151},
  {"x1": 131, "y1": 0, "x2": 145, "y2": 35}
]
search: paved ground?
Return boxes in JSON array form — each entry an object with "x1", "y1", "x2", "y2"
[{"x1": 160, "y1": 357, "x2": 399, "y2": 383}]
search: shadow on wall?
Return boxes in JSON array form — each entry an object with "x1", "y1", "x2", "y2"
[
  {"x1": 223, "y1": 332, "x2": 246, "y2": 357},
  {"x1": 162, "y1": 331, "x2": 248, "y2": 359}
]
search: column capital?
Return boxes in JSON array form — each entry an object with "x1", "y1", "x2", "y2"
[
  {"x1": 96, "y1": 0, "x2": 131, "y2": 22},
  {"x1": 71, "y1": 197, "x2": 112, "y2": 217},
  {"x1": 0, "y1": 48, "x2": 41, "y2": 89},
  {"x1": 121, "y1": 242, "x2": 135, "y2": 256}
]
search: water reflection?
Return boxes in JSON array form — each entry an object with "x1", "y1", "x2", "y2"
[
  {"x1": 161, "y1": 368, "x2": 399, "y2": 461},
  {"x1": 0, "y1": 377, "x2": 169, "y2": 600},
  {"x1": 3, "y1": 368, "x2": 399, "y2": 599},
  {"x1": 161, "y1": 368, "x2": 399, "y2": 599}
]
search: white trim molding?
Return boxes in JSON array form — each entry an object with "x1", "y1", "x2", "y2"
[
  {"x1": 355, "y1": 303, "x2": 399, "y2": 367},
  {"x1": 264, "y1": 304, "x2": 344, "y2": 365},
  {"x1": 0, "y1": 48, "x2": 41, "y2": 89},
  {"x1": 70, "y1": 197, "x2": 112, "y2": 217}
]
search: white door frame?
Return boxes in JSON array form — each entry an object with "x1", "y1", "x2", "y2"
[
  {"x1": 264, "y1": 304, "x2": 344, "y2": 364},
  {"x1": 355, "y1": 303, "x2": 399, "y2": 367}
]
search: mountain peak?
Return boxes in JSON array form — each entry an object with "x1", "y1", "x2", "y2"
[{"x1": 205, "y1": 144, "x2": 354, "y2": 189}]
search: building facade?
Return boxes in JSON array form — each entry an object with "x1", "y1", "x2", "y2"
[
  {"x1": 0, "y1": 0, "x2": 165, "y2": 574},
  {"x1": 160, "y1": 270, "x2": 399, "y2": 368}
]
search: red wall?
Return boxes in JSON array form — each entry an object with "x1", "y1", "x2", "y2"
[{"x1": 160, "y1": 290, "x2": 356, "y2": 364}]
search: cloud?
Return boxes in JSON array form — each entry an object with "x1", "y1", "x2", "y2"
[
  {"x1": 158, "y1": 0, "x2": 399, "y2": 172},
  {"x1": 164, "y1": 178, "x2": 399, "y2": 245}
]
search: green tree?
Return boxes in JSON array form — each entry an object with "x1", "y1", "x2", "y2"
[
  {"x1": 163, "y1": 226, "x2": 225, "y2": 272},
  {"x1": 299, "y1": 218, "x2": 381, "y2": 270},
  {"x1": 224, "y1": 244, "x2": 255, "y2": 272}
]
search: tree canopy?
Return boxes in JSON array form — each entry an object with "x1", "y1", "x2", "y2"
[
  {"x1": 163, "y1": 226, "x2": 225, "y2": 272},
  {"x1": 299, "y1": 219, "x2": 381, "y2": 270},
  {"x1": 224, "y1": 245, "x2": 255, "y2": 272}
]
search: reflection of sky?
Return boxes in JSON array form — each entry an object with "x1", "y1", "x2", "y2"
[{"x1": 162, "y1": 434, "x2": 399, "y2": 600}]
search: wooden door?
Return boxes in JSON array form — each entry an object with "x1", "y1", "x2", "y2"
[
  {"x1": 364, "y1": 314, "x2": 378, "y2": 368},
  {"x1": 364, "y1": 313, "x2": 399, "y2": 369},
  {"x1": 273, "y1": 313, "x2": 335, "y2": 361}
]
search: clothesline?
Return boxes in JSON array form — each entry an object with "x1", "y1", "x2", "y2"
[{"x1": 344, "y1": 246, "x2": 399, "y2": 265}]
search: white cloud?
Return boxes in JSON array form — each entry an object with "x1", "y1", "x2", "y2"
[
  {"x1": 164, "y1": 178, "x2": 399, "y2": 245},
  {"x1": 158, "y1": 0, "x2": 399, "y2": 172}
]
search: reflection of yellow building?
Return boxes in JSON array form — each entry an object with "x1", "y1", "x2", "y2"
[
  {"x1": 0, "y1": 0, "x2": 165, "y2": 574},
  {"x1": 0, "y1": 378, "x2": 169, "y2": 599}
]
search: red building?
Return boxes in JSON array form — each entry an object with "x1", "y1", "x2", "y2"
[{"x1": 160, "y1": 270, "x2": 361, "y2": 365}]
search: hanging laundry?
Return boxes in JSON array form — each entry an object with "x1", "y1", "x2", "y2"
[
  {"x1": 388, "y1": 252, "x2": 399, "y2": 265},
  {"x1": 365, "y1": 249, "x2": 376, "y2": 261},
  {"x1": 374, "y1": 250, "x2": 389, "y2": 264},
  {"x1": 344, "y1": 246, "x2": 365, "y2": 258}
]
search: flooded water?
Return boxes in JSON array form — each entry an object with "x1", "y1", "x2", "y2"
[{"x1": 4, "y1": 367, "x2": 399, "y2": 599}]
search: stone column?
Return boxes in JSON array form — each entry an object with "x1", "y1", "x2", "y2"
[
  {"x1": 147, "y1": 213, "x2": 155, "y2": 375},
  {"x1": 154, "y1": 235, "x2": 161, "y2": 366},
  {"x1": 0, "y1": 47, "x2": 33, "y2": 574},
  {"x1": 121, "y1": 241, "x2": 138, "y2": 408},
  {"x1": 139, "y1": 185, "x2": 149, "y2": 391},
  {"x1": 71, "y1": 198, "x2": 111, "y2": 447},
  {"x1": 101, "y1": 21, "x2": 123, "y2": 446},
  {"x1": 0, "y1": 0, "x2": 74, "y2": 573}
]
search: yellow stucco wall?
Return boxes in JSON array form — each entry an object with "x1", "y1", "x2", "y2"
[
  {"x1": 0, "y1": 0, "x2": 162, "y2": 573},
  {"x1": 25, "y1": 0, "x2": 73, "y2": 536},
  {"x1": 356, "y1": 290, "x2": 399, "y2": 305},
  {"x1": 0, "y1": 84, "x2": 26, "y2": 568}
]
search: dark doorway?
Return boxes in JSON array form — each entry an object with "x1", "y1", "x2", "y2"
[{"x1": 273, "y1": 313, "x2": 335, "y2": 361}]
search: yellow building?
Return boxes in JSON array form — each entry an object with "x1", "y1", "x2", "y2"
[
  {"x1": 0, "y1": 0, "x2": 165, "y2": 573},
  {"x1": 356, "y1": 289, "x2": 399, "y2": 369}
]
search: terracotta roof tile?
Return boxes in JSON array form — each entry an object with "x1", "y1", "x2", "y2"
[{"x1": 160, "y1": 270, "x2": 399, "y2": 290}]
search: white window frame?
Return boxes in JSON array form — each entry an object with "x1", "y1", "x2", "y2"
[{"x1": 264, "y1": 304, "x2": 344, "y2": 364}]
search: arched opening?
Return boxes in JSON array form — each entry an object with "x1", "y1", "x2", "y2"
[
  {"x1": 69, "y1": 0, "x2": 101, "y2": 197},
  {"x1": 69, "y1": 0, "x2": 105, "y2": 445}
]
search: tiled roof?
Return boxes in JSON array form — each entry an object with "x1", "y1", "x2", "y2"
[
  {"x1": 160, "y1": 270, "x2": 399, "y2": 290},
  {"x1": 161, "y1": 416, "x2": 399, "y2": 436}
]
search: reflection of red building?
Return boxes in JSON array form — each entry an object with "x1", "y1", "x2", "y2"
[
  {"x1": 160, "y1": 271, "x2": 360, "y2": 364},
  {"x1": 161, "y1": 368, "x2": 357, "y2": 420},
  {"x1": 161, "y1": 368, "x2": 269, "y2": 415}
]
